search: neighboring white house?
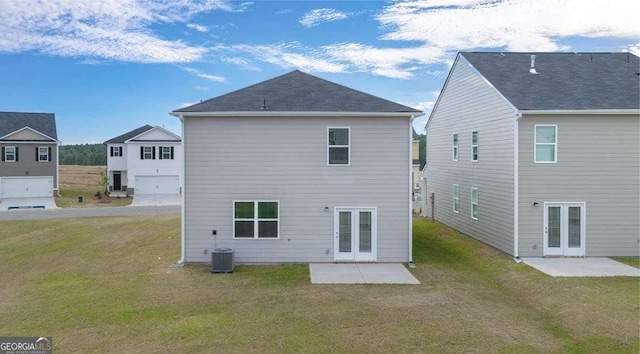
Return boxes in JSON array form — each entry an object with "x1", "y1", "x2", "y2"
[
  {"x1": 424, "y1": 52, "x2": 639, "y2": 258},
  {"x1": 104, "y1": 125, "x2": 182, "y2": 196},
  {"x1": 171, "y1": 70, "x2": 423, "y2": 264},
  {"x1": 0, "y1": 112, "x2": 59, "y2": 202}
]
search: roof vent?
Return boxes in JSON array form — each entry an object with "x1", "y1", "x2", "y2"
[
  {"x1": 261, "y1": 99, "x2": 269, "y2": 110},
  {"x1": 529, "y1": 55, "x2": 539, "y2": 74}
]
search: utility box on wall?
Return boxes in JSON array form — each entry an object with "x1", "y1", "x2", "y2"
[{"x1": 211, "y1": 248, "x2": 234, "y2": 273}]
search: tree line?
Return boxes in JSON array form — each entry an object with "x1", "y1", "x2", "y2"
[{"x1": 59, "y1": 144, "x2": 106, "y2": 166}]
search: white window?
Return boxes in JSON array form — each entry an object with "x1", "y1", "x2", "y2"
[
  {"x1": 535, "y1": 125, "x2": 557, "y2": 163},
  {"x1": 471, "y1": 131, "x2": 478, "y2": 162},
  {"x1": 37, "y1": 146, "x2": 49, "y2": 162},
  {"x1": 110, "y1": 146, "x2": 122, "y2": 157},
  {"x1": 452, "y1": 134, "x2": 458, "y2": 161},
  {"x1": 142, "y1": 146, "x2": 154, "y2": 160},
  {"x1": 233, "y1": 201, "x2": 279, "y2": 239},
  {"x1": 3, "y1": 146, "x2": 16, "y2": 162},
  {"x1": 328, "y1": 127, "x2": 350, "y2": 165},
  {"x1": 471, "y1": 188, "x2": 478, "y2": 220},
  {"x1": 160, "y1": 146, "x2": 173, "y2": 160},
  {"x1": 452, "y1": 184, "x2": 459, "y2": 213}
]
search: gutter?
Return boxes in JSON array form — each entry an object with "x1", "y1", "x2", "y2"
[
  {"x1": 520, "y1": 109, "x2": 639, "y2": 115},
  {"x1": 178, "y1": 115, "x2": 186, "y2": 265},
  {"x1": 170, "y1": 111, "x2": 421, "y2": 118}
]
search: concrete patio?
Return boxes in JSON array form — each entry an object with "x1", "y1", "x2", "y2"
[
  {"x1": 309, "y1": 263, "x2": 420, "y2": 284},
  {"x1": 521, "y1": 257, "x2": 640, "y2": 277}
]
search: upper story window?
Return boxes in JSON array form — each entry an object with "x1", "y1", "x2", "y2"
[
  {"x1": 2, "y1": 146, "x2": 17, "y2": 162},
  {"x1": 452, "y1": 134, "x2": 459, "y2": 161},
  {"x1": 141, "y1": 146, "x2": 155, "y2": 160},
  {"x1": 535, "y1": 125, "x2": 557, "y2": 163},
  {"x1": 471, "y1": 131, "x2": 478, "y2": 162},
  {"x1": 110, "y1": 146, "x2": 123, "y2": 157},
  {"x1": 453, "y1": 184, "x2": 459, "y2": 213},
  {"x1": 328, "y1": 127, "x2": 350, "y2": 165},
  {"x1": 471, "y1": 187, "x2": 479, "y2": 220},
  {"x1": 37, "y1": 146, "x2": 50, "y2": 162},
  {"x1": 160, "y1": 146, "x2": 174, "y2": 160},
  {"x1": 234, "y1": 201, "x2": 279, "y2": 239}
]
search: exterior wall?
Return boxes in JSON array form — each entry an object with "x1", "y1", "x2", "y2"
[
  {"x1": 125, "y1": 142, "x2": 182, "y2": 193},
  {"x1": 517, "y1": 114, "x2": 640, "y2": 256},
  {"x1": 0, "y1": 142, "x2": 58, "y2": 194},
  {"x1": 106, "y1": 143, "x2": 128, "y2": 191},
  {"x1": 425, "y1": 57, "x2": 516, "y2": 255},
  {"x1": 183, "y1": 115, "x2": 411, "y2": 263}
]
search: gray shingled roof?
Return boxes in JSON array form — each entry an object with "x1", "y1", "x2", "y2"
[
  {"x1": 461, "y1": 52, "x2": 640, "y2": 110},
  {"x1": 173, "y1": 70, "x2": 421, "y2": 113},
  {"x1": 0, "y1": 112, "x2": 58, "y2": 140},
  {"x1": 104, "y1": 125, "x2": 153, "y2": 144}
]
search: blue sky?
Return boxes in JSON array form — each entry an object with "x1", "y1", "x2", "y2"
[{"x1": 0, "y1": 0, "x2": 638, "y2": 144}]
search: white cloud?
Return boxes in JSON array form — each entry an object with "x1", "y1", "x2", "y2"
[
  {"x1": 180, "y1": 102, "x2": 198, "y2": 108},
  {"x1": 184, "y1": 67, "x2": 226, "y2": 82},
  {"x1": 376, "y1": 0, "x2": 640, "y2": 52},
  {"x1": 0, "y1": 0, "x2": 239, "y2": 63},
  {"x1": 216, "y1": 43, "x2": 348, "y2": 73},
  {"x1": 300, "y1": 8, "x2": 348, "y2": 27},
  {"x1": 187, "y1": 23, "x2": 208, "y2": 32},
  {"x1": 222, "y1": 57, "x2": 261, "y2": 71},
  {"x1": 624, "y1": 43, "x2": 640, "y2": 57},
  {"x1": 193, "y1": 85, "x2": 209, "y2": 91}
]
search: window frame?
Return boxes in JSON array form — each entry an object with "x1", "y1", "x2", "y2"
[
  {"x1": 114, "y1": 146, "x2": 122, "y2": 157},
  {"x1": 37, "y1": 146, "x2": 49, "y2": 162},
  {"x1": 4, "y1": 146, "x2": 16, "y2": 162},
  {"x1": 471, "y1": 131, "x2": 478, "y2": 162},
  {"x1": 534, "y1": 124, "x2": 557, "y2": 163},
  {"x1": 143, "y1": 146, "x2": 154, "y2": 160},
  {"x1": 327, "y1": 127, "x2": 350, "y2": 166},
  {"x1": 161, "y1": 146, "x2": 172, "y2": 160},
  {"x1": 471, "y1": 187, "x2": 479, "y2": 220},
  {"x1": 452, "y1": 184, "x2": 459, "y2": 213},
  {"x1": 452, "y1": 133, "x2": 459, "y2": 161},
  {"x1": 233, "y1": 200, "x2": 280, "y2": 239}
]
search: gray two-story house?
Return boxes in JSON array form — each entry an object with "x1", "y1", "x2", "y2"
[
  {"x1": 0, "y1": 112, "x2": 59, "y2": 201},
  {"x1": 424, "y1": 52, "x2": 639, "y2": 258},
  {"x1": 171, "y1": 70, "x2": 423, "y2": 264}
]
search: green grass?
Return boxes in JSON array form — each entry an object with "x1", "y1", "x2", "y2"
[
  {"x1": 0, "y1": 216, "x2": 637, "y2": 353},
  {"x1": 56, "y1": 186, "x2": 132, "y2": 207},
  {"x1": 612, "y1": 257, "x2": 640, "y2": 269}
]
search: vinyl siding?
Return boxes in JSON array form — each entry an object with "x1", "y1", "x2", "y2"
[
  {"x1": 0, "y1": 142, "x2": 58, "y2": 192},
  {"x1": 517, "y1": 114, "x2": 640, "y2": 256},
  {"x1": 425, "y1": 56, "x2": 516, "y2": 255},
  {"x1": 183, "y1": 116, "x2": 411, "y2": 263}
]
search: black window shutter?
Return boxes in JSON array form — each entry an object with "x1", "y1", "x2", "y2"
[
  {"x1": 140, "y1": 146, "x2": 144, "y2": 159},
  {"x1": 110, "y1": 146, "x2": 114, "y2": 157},
  {"x1": 158, "y1": 146, "x2": 163, "y2": 160},
  {"x1": 1, "y1": 147, "x2": 4, "y2": 161},
  {"x1": 35, "y1": 147, "x2": 38, "y2": 161},
  {"x1": 15, "y1": 147, "x2": 18, "y2": 161},
  {"x1": 48, "y1": 147, "x2": 52, "y2": 161},
  {"x1": 119, "y1": 147, "x2": 123, "y2": 156},
  {"x1": 170, "y1": 146, "x2": 174, "y2": 160},
  {"x1": 152, "y1": 146, "x2": 156, "y2": 160}
]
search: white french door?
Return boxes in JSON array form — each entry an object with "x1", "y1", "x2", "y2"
[
  {"x1": 334, "y1": 207, "x2": 377, "y2": 262},
  {"x1": 543, "y1": 202, "x2": 586, "y2": 256}
]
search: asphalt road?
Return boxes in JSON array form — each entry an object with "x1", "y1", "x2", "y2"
[{"x1": 0, "y1": 205, "x2": 180, "y2": 221}]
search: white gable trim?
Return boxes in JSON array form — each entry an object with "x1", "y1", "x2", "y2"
[
  {"x1": 171, "y1": 111, "x2": 423, "y2": 118},
  {"x1": 124, "y1": 126, "x2": 181, "y2": 143},
  {"x1": 0, "y1": 126, "x2": 59, "y2": 142}
]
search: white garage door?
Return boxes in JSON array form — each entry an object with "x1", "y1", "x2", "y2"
[
  {"x1": 0, "y1": 177, "x2": 53, "y2": 198},
  {"x1": 134, "y1": 176, "x2": 180, "y2": 195}
]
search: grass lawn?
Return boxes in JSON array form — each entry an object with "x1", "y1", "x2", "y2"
[
  {"x1": 56, "y1": 165, "x2": 132, "y2": 207},
  {"x1": 0, "y1": 216, "x2": 637, "y2": 353}
]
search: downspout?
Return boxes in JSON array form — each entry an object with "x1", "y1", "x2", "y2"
[
  {"x1": 178, "y1": 115, "x2": 186, "y2": 265},
  {"x1": 56, "y1": 140, "x2": 60, "y2": 197},
  {"x1": 513, "y1": 112, "x2": 522, "y2": 263},
  {"x1": 408, "y1": 116, "x2": 416, "y2": 268}
]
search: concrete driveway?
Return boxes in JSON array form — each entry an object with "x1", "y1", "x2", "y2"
[
  {"x1": 309, "y1": 264, "x2": 420, "y2": 284},
  {"x1": 522, "y1": 257, "x2": 639, "y2": 277},
  {"x1": 130, "y1": 194, "x2": 181, "y2": 207},
  {"x1": 0, "y1": 197, "x2": 57, "y2": 210}
]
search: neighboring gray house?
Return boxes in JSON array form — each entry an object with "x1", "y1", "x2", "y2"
[
  {"x1": 0, "y1": 112, "x2": 59, "y2": 199},
  {"x1": 424, "y1": 52, "x2": 639, "y2": 258},
  {"x1": 171, "y1": 70, "x2": 423, "y2": 263},
  {"x1": 104, "y1": 125, "x2": 182, "y2": 195}
]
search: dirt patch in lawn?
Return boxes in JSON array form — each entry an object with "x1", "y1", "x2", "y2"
[{"x1": 56, "y1": 165, "x2": 132, "y2": 207}]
